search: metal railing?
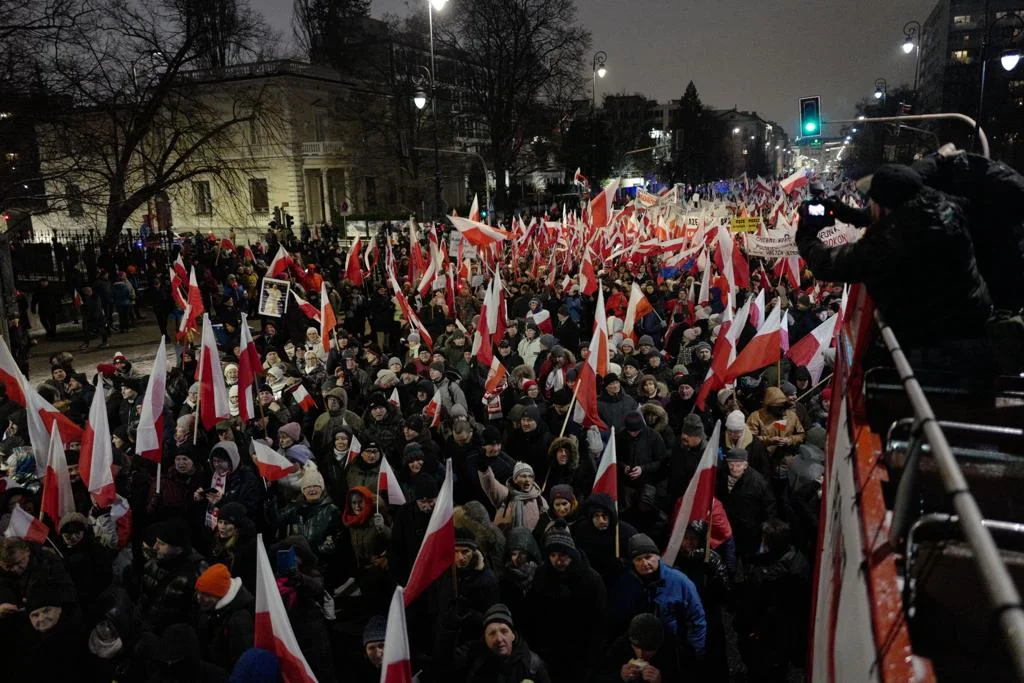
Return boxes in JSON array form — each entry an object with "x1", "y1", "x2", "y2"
[
  {"x1": 301, "y1": 141, "x2": 346, "y2": 156},
  {"x1": 878, "y1": 310, "x2": 1024, "y2": 680}
]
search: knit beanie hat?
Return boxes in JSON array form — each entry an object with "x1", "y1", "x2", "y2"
[
  {"x1": 279, "y1": 422, "x2": 301, "y2": 443},
  {"x1": 195, "y1": 563, "x2": 233, "y2": 598},
  {"x1": 455, "y1": 527, "x2": 478, "y2": 550},
  {"x1": 414, "y1": 475, "x2": 440, "y2": 500},
  {"x1": 59, "y1": 511, "x2": 89, "y2": 535},
  {"x1": 681, "y1": 413, "x2": 705, "y2": 437},
  {"x1": 362, "y1": 615, "x2": 387, "y2": 645},
  {"x1": 482, "y1": 426, "x2": 502, "y2": 445},
  {"x1": 218, "y1": 502, "x2": 249, "y2": 527},
  {"x1": 150, "y1": 517, "x2": 190, "y2": 549},
  {"x1": 522, "y1": 405, "x2": 540, "y2": 422},
  {"x1": 483, "y1": 603, "x2": 515, "y2": 629},
  {"x1": 403, "y1": 442, "x2": 425, "y2": 463},
  {"x1": 511, "y1": 462, "x2": 534, "y2": 480},
  {"x1": 725, "y1": 410, "x2": 746, "y2": 432},
  {"x1": 628, "y1": 533, "x2": 660, "y2": 560},
  {"x1": 624, "y1": 412, "x2": 645, "y2": 432},
  {"x1": 429, "y1": 361, "x2": 446, "y2": 375},
  {"x1": 726, "y1": 447, "x2": 749, "y2": 462},
  {"x1": 539, "y1": 334, "x2": 557, "y2": 349},
  {"x1": 549, "y1": 484, "x2": 576, "y2": 505},
  {"x1": 628, "y1": 613, "x2": 665, "y2": 651},
  {"x1": 543, "y1": 522, "x2": 578, "y2": 558},
  {"x1": 298, "y1": 463, "x2": 325, "y2": 490},
  {"x1": 25, "y1": 582, "x2": 65, "y2": 611}
]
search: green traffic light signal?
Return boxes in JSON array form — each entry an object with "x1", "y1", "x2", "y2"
[
  {"x1": 804, "y1": 121, "x2": 818, "y2": 134},
  {"x1": 799, "y1": 96, "x2": 821, "y2": 138}
]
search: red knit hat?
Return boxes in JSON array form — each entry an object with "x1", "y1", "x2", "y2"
[{"x1": 195, "y1": 563, "x2": 232, "y2": 598}]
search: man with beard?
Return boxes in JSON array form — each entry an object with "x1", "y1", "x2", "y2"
[
  {"x1": 523, "y1": 523, "x2": 606, "y2": 683},
  {"x1": 573, "y1": 493, "x2": 638, "y2": 589}
]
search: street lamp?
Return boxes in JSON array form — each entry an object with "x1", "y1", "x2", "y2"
[
  {"x1": 873, "y1": 78, "x2": 887, "y2": 103},
  {"x1": 902, "y1": 21, "x2": 922, "y2": 96},
  {"x1": 590, "y1": 50, "x2": 608, "y2": 179},
  {"x1": 425, "y1": 0, "x2": 445, "y2": 220},
  {"x1": 976, "y1": 6, "x2": 1024, "y2": 136}
]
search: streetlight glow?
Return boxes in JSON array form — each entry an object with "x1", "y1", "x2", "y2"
[
  {"x1": 902, "y1": 39, "x2": 915, "y2": 54},
  {"x1": 732, "y1": 127, "x2": 740, "y2": 134},
  {"x1": 1001, "y1": 49, "x2": 1021, "y2": 72},
  {"x1": 873, "y1": 89, "x2": 883, "y2": 99},
  {"x1": 414, "y1": 91, "x2": 427, "y2": 110},
  {"x1": 597, "y1": 66, "x2": 607, "y2": 78},
  {"x1": 429, "y1": 0, "x2": 447, "y2": 10}
]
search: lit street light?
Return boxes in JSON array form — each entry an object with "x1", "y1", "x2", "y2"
[
  {"x1": 873, "y1": 78, "x2": 887, "y2": 103},
  {"x1": 1002, "y1": 48, "x2": 1021, "y2": 72},
  {"x1": 590, "y1": 50, "x2": 608, "y2": 178},
  {"x1": 424, "y1": 0, "x2": 445, "y2": 220},
  {"x1": 902, "y1": 20, "x2": 922, "y2": 96},
  {"x1": 976, "y1": 9, "x2": 1023, "y2": 136}
]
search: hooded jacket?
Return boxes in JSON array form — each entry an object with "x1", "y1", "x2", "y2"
[
  {"x1": 138, "y1": 545, "x2": 208, "y2": 634},
  {"x1": 597, "y1": 388, "x2": 640, "y2": 432},
  {"x1": 211, "y1": 442, "x2": 263, "y2": 523},
  {"x1": 361, "y1": 402, "x2": 405, "y2": 464},
  {"x1": 312, "y1": 387, "x2": 364, "y2": 454},
  {"x1": 499, "y1": 527, "x2": 543, "y2": 620},
  {"x1": 542, "y1": 435, "x2": 595, "y2": 499},
  {"x1": 340, "y1": 486, "x2": 390, "y2": 569},
  {"x1": 456, "y1": 632, "x2": 552, "y2": 683},
  {"x1": 197, "y1": 578, "x2": 255, "y2": 670},
  {"x1": 279, "y1": 494, "x2": 341, "y2": 559},
  {"x1": 573, "y1": 493, "x2": 638, "y2": 588},
  {"x1": 610, "y1": 560, "x2": 708, "y2": 657}
]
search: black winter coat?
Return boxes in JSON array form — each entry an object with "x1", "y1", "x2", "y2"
[
  {"x1": 797, "y1": 188, "x2": 991, "y2": 346},
  {"x1": 456, "y1": 635, "x2": 552, "y2": 683},
  {"x1": 196, "y1": 583, "x2": 255, "y2": 670},
  {"x1": 137, "y1": 549, "x2": 207, "y2": 633},
  {"x1": 716, "y1": 468, "x2": 777, "y2": 560}
]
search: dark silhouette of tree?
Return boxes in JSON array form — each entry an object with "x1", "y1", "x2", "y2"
[
  {"x1": 672, "y1": 81, "x2": 714, "y2": 184},
  {"x1": 292, "y1": 0, "x2": 372, "y2": 66}
]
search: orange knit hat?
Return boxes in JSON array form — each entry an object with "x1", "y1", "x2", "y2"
[{"x1": 195, "y1": 563, "x2": 232, "y2": 598}]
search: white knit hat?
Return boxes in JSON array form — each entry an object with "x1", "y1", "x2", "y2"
[
  {"x1": 725, "y1": 410, "x2": 746, "y2": 432},
  {"x1": 298, "y1": 463, "x2": 324, "y2": 490}
]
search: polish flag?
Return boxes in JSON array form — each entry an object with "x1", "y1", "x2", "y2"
[
  {"x1": 591, "y1": 427, "x2": 617, "y2": 499},
  {"x1": 79, "y1": 376, "x2": 117, "y2": 507},
  {"x1": 72, "y1": 289, "x2": 82, "y2": 308},
  {"x1": 22, "y1": 379, "x2": 84, "y2": 475},
  {"x1": 483, "y1": 357, "x2": 507, "y2": 394},
  {"x1": 580, "y1": 251, "x2": 598, "y2": 296},
  {"x1": 185, "y1": 266, "x2": 205, "y2": 331},
  {"x1": 592, "y1": 286, "x2": 610, "y2": 377},
  {"x1": 560, "y1": 275, "x2": 574, "y2": 294},
  {"x1": 197, "y1": 314, "x2": 230, "y2": 431},
  {"x1": 415, "y1": 256, "x2": 437, "y2": 300},
  {"x1": 663, "y1": 420, "x2": 721, "y2": 566},
  {"x1": 346, "y1": 434, "x2": 362, "y2": 467},
  {"x1": 622, "y1": 282, "x2": 655, "y2": 343},
  {"x1": 488, "y1": 268, "x2": 507, "y2": 343},
  {"x1": 573, "y1": 335, "x2": 608, "y2": 432},
  {"x1": 242, "y1": 244, "x2": 256, "y2": 263},
  {"x1": 40, "y1": 423, "x2": 75, "y2": 524},
  {"x1": 388, "y1": 388, "x2": 401, "y2": 410},
  {"x1": 695, "y1": 294, "x2": 752, "y2": 411},
  {"x1": 773, "y1": 255, "x2": 801, "y2": 289},
  {"x1": 750, "y1": 289, "x2": 766, "y2": 330},
  {"x1": 388, "y1": 274, "x2": 433, "y2": 353},
  {"x1": 0, "y1": 334, "x2": 27, "y2": 406},
  {"x1": 714, "y1": 227, "x2": 750, "y2": 293},
  {"x1": 779, "y1": 168, "x2": 810, "y2": 196},
  {"x1": 378, "y1": 456, "x2": 407, "y2": 506},
  {"x1": 381, "y1": 586, "x2": 413, "y2": 683},
  {"x1": 237, "y1": 317, "x2": 260, "y2": 423},
  {"x1": 291, "y1": 289, "x2": 320, "y2": 322},
  {"x1": 267, "y1": 244, "x2": 294, "y2": 278},
  {"x1": 724, "y1": 301, "x2": 782, "y2": 383},
  {"x1": 169, "y1": 268, "x2": 185, "y2": 309},
  {"x1": 290, "y1": 384, "x2": 316, "y2": 412},
  {"x1": 526, "y1": 308, "x2": 553, "y2": 335},
  {"x1": 320, "y1": 282, "x2": 336, "y2": 353},
  {"x1": 788, "y1": 313, "x2": 838, "y2": 384},
  {"x1": 697, "y1": 253, "x2": 712, "y2": 307},
  {"x1": 4, "y1": 504, "x2": 48, "y2": 544},
  {"x1": 472, "y1": 290, "x2": 494, "y2": 367},
  {"x1": 254, "y1": 534, "x2": 318, "y2": 683},
  {"x1": 252, "y1": 440, "x2": 298, "y2": 481},
  {"x1": 423, "y1": 388, "x2": 442, "y2": 428},
  {"x1": 172, "y1": 254, "x2": 188, "y2": 282},
  {"x1": 403, "y1": 460, "x2": 455, "y2": 606},
  {"x1": 468, "y1": 193, "x2": 481, "y2": 222},
  {"x1": 137, "y1": 337, "x2": 168, "y2": 463},
  {"x1": 588, "y1": 177, "x2": 620, "y2": 229},
  {"x1": 448, "y1": 216, "x2": 511, "y2": 248},
  {"x1": 573, "y1": 167, "x2": 590, "y2": 190},
  {"x1": 345, "y1": 237, "x2": 364, "y2": 286}
]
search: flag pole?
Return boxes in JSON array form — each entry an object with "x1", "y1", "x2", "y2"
[
  {"x1": 559, "y1": 380, "x2": 583, "y2": 438},
  {"x1": 375, "y1": 467, "x2": 381, "y2": 515},
  {"x1": 46, "y1": 536, "x2": 64, "y2": 560},
  {"x1": 155, "y1": 462, "x2": 161, "y2": 495},
  {"x1": 703, "y1": 511, "x2": 713, "y2": 563},
  {"x1": 797, "y1": 373, "x2": 834, "y2": 403},
  {"x1": 614, "y1": 499, "x2": 620, "y2": 559}
]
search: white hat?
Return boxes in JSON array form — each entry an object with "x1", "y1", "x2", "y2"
[{"x1": 725, "y1": 410, "x2": 746, "y2": 432}]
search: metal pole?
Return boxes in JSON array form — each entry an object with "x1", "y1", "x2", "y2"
[
  {"x1": 875, "y1": 310, "x2": 1024, "y2": 681},
  {"x1": 824, "y1": 113, "x2": 990, "y2": 158},
  {"x1": 429, "y1": 5, "x2": 442, "y2": 222},
  {"x1": 413, "y1": 146, "x2": 490, "y2": 224}
]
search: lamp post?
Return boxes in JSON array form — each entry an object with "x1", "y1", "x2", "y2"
[
  {"x1": 976, "y1": 0, "x2": 1023, "y2": 137},
  {"x1": 902, "y1": 21, "x2": 922, "y2": 97},
  {"x1": 412, "y1": 65, "x2": 442, "y2": 222},
  {"x1": 425, "y1": 0, "x2": 446, "y2": 220},
  {"x1": 591, "y1": 50, "x2": 607, "y2": 179},
  {"x1": 873, "y1": 78, "x2": 887, "y2": 104}
]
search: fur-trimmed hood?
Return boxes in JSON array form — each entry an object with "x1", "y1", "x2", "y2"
[
  {"x1": 547, "y1": 435, "x2": 580, "y2": 469},
  {"x1": 640, "y1": 402, "x2": 669, "y2": 430}
]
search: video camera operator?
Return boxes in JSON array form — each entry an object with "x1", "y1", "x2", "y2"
[{"x1": 796, "y1": 163, "x2": 993, "y2": 370}]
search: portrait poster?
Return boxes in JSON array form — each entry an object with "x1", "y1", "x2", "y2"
[{"x1": 259, "y1": 277, "x2": 290, "y2": 318}]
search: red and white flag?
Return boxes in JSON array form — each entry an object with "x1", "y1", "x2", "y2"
[
  {"x1": 483, "y1": 357, "x2": 507, "y2": 394},
  {"x1": 79, "y1": 377, "x2": 117, "y2": 507},
  {"x1": 695, "y1": 294, "x2": 752, "y2": 411},
  {"x1": 573, "y1": 312, "x2": 608, "y2": 431},
  {"x1": 526, "y1": 307, "x2": 552, "y2": 335},
  {"x1": 184, "y1": 266, "x2": 205, "y2": 334},
  {"x1": 588, "y1": 177, "x2": 620, "y2": 229},
  {"x1": 403, "y1": 460, "x2": 455, "y2": 606},
  {"x1": 252, "y1": 441, "x2": 298, "y2": 482},
  {"x1": 22, "y1": 378, "x2": 83, "y2": 475},
  {"x1": 780, "y1": 309, "x2": 790, "y2": 354},
  {"x1": 291, "y1": 289, "x2": 320, "y2": 322},
  {"x1": 423, "y1": 388, "x2": 442, "y2": 428},
  {"x1": 172, "y1": 254, "x2": 188, "y2": 282},
  {"x1": 779, "y1": 168, "x2": 810, "y2": 196},
  {"x1": 787, "y1": 313, "x2": 838, "y2": 384},
  {"x1": 622, "y1": 282, "x2": 655, "y2": 343},
  {"x1": 320, "y1": 282, "x2": 336, "y2": 353},
  {"x1": 697, "y1": 251, "x2": 712, "y2": 307},
  {"x1": 663, "y1": 420, "x2": 721, "y2": 566},
  {"x1": 345, "y1": 237, "x2": 364, "y2": 286},
  {"x1": 242, "y1": 244, "x2": 256, "y2": 263},
  {"x1": 254, "y1": 534, "x2": 318, "y2": 683},
  {"x1": 267, "y1": 244, "x2": 295, "y2": 278},
  {"x1": 378, "y1": 457, "x2": 407, "y2": 506},
  {"x1": 591, "y1": 427, "x2": 617, "y2": 499},
  {"x1": 580, "y1": 251, "x2": 598, "y2": 296},
  {"x1": 573, "y1": 167, "x2": 590, "y2": 190},
  {"x1": 724, "y1": 301, "x2": 782, "y2": 383},
  {"x1": 448, "y1": 216, "x2": 511, "y2": 248},
  {"x1": 388, "y1": 388, "x2": 401, "y2": 411},
  {"x1": 4, "y1": 504, "x2": 48, "y2": 544},
  {"x1": 237, "y1": 315, "x2": 260, "y2": 423},
  {"x1": 0, "y1": 334, "x2": 27, "y2": 408},
  {"x1": 198, "y1": 314, "x2": 230, "y2": 431},
  {"x1": 40, "y1": 423, "x2": 75, "y2": 524},
  {"x1": 468, "y1": 193, "x2": 481, "y2": 222},
  {"x1": 72, "y1": 289, "x2": 82, "y2": 308},
  {"x1": 381, "y1": 586, "x2": 413, "y2": 683},
  {"x1": 137, "y1": 337, "x2": 168, "y2": 463},
  {"x1": 592, "y1": 286, "x2": 610, "y2": 377},
  {"x1": 472, "y1": 288, "x2": 494, "y2": 367},
  {"x1": 290, "y1": 384, "x2": 316, "y2": 412},
  {"x1": 749, "y1": 289, "x2": 766, "y2": 330},
  {"x1": 346, "y1": 434, "x2": 362, "y2": 467}
]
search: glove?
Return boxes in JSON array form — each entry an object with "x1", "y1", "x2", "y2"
[{"x1": 372, "y1": 513, "x2": 386, "y2": 530}]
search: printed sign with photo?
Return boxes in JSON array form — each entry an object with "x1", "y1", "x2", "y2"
[{"x1": 259, "y1": 277, "x2": 290, "y2": 318}]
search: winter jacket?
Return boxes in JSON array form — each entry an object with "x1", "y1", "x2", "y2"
[
  {"x1": 498, "y1": 527, "x2": 543, "y2": 621},
  {"x1": 542, "y1": 435, "x2": 595, "y2": 500},
  {"x1": 573, "y1": 493, "x2": 638, "y2": 589},
  {"x1": 362, "y1": 404, "x2": 405, "y2": 464},
  {"x1": 61, "y1": 528, "x2": 114, "y2": 607},
  {"x1": 340, "y1": 486, "x2": 390, "y2": 570},
  {"x1": 524, "y1": 554, "x2": 607, "y2": 683},
  {"x1": 615, "y1": 424, "x2": 668, "y2": 497},
  {"x1": 598, "y1": 390, "x2": 640, "y2": 432},
  {"x1": 797, "y1": 187, "x2": 991, "y2": 345},
  {"x1": 517, "y1": 336, "x2": 542, "y2": 369},
  {"x1": 211, "y1": 442, "x2": 264, "y2": 523},
  {"x1": 137, "y1": 548, "x2": 207, "y2": 633},
  {"x1": 503, "y1": 424, "x2": 554, "y2": 483},
  {"x1": 456, "y1": 635, "x2": 552, "y2": 683},
  {"x1": 610, "y1": 560, "x2": 708, "y2": 657},
  {"x1": 716, "y1": 467, "x2": 777, "y2": 559},
  {"x1": 641, "y1": 402, "x2": 676, "y2": 452},
  {"x1": 312, "y1": 387, "x2": 364, "y2": 454},
  {"x1": 279, "y1": 495, "x2": 341, "y2": 559},
  {"x1": 197, "y1": 579, "x2": 255, "y2": 670},
  {"x1": 478, "y1": 466, "x2": 548, "y2": 531}
]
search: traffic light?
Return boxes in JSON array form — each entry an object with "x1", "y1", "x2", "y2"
[
  {"x1": 285, "y1": 213, "x2": 294, "y2": 231},
  {"x1": 799, "y1": 96, "x2": 821, "y2": 136}
]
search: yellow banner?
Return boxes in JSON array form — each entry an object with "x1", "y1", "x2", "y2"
[{"x1": 730, "y1": 216, "x2": 761, "y2": 233}]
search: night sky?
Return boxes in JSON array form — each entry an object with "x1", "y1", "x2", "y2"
[{"x1": 254, "y1": 0, "x2": 938, "y2": 140}]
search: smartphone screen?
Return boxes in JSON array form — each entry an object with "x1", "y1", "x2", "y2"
[{"x1": 276, "y1": 547, "x2": 297, "y2": 574}]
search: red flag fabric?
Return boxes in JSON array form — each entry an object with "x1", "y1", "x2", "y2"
[
  {"x1": 388, "y1": 388, "x2": 401, "y2": 411},
  {"x1": 345, "y1": 237, "x2": 364, "y2": 286},
  {"x1": 403, "y1": 461, "x2": 455, "y2": 606},
  {"x1": 779, "y1": 168, "x2": 810, "y2": 195},
  {"x1": 4, "y1": 504, "x2": 49, "y2": 544},
  {"x1": 448, "y1": 216, "x2": 512, "y2": 248},
  {"x1": 423, "y1": 389, "x2": 442, "y2": 428},
  {"x1": 290, "y1": 384, "x2": 316, "y2": 412},
  {"x1": 592, "y1": 287, "x2": 610, "y2": 377},
  {"x1": 346, "y1": 434, "x2": 362, "y2": 467},
  {"x1": 136, "y1": 337, "x2": 167, "y2": 463},
  {"x1": 724, "y1": 301, "x2": 782, "y2": 383},
  {"x1": 219, "y1": 237, "x2": 235, "y2": 252},
  {"x1": 319, "y1": 282, "x2": 336, "y2": 353},
  {"x1": 237, "y1": 317, "x2": 260, "y2": 423},
  {"x1": 79, "y1": 377, "x2": 117, "y2": 507},
  {"x1": 588, "y1": 178, "x2": 620, "y2": 229},
  {"x1": 526, "y1": 308, "x2": 553, "y2": 335},
  {"x1": 252, "y1": 441, "x2": 298, "y2": 481},
  {"x1": 378, "y1": 457, "x2": 407, "y2": 506},
  {"x1": 254, "y1": 534, "x2": 318, "y2": 683},
  {"x1": 663, "y1": 420, "x2": 721, "y2": 565},
  {"x1": 622, "y1": 282, "x2": 655, "y2": 343},
  {"x1": 0, "y1": 335, "x2": 27, "y2": 408},
  {"x1": 41, "y1": 423, "x2": 75, "y2": 525},
  {"x1": 185, "y1": 266, "x2": 205, "y2": 333},
  {"x1": 591, "y1": 427, "x2": 617, "y2": 499},
  {"x1": 290, "y1": 289, "x2": 320, "y2": 322},
  {"x1": 787, "y1": 313, "x2": 839, "y2": 384},
  {"x1": 483, "y1": 357, "x2": 507, "y2": 394},
  {"x1": 267, "y1": 245, "x2": 294, "y2": 278},
  {"x1": 198, "y1": 314, "x2": 230, "y2": 431},
  {"x1": 381, "y1": 586, "x2": 413, "y2": 683}
]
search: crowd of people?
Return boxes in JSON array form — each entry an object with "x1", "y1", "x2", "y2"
[{"x1": 7, "y1": 152, "x2": 1019, "y2": 683}]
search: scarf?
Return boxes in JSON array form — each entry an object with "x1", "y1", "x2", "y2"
[
  {"x1": 504, "y1": 483, "x2": 545, "y2": 527},
  {"x1": 88, "y1": 630, "x2": 124, "y2": 659},
  {"x1": 503, "y1": 560, "x2": 538, "y2": 589}
]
